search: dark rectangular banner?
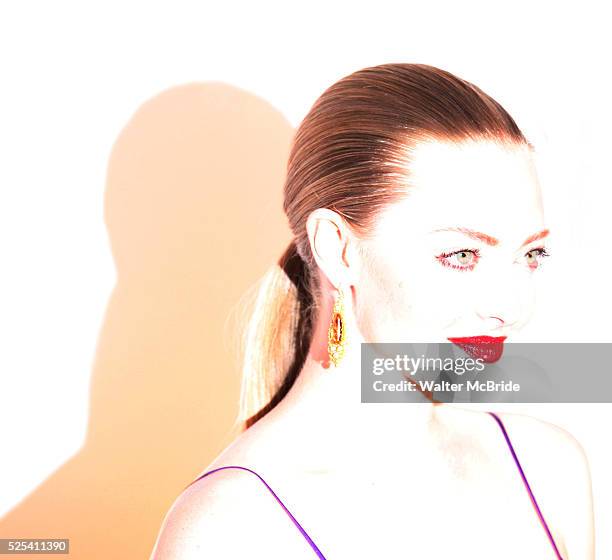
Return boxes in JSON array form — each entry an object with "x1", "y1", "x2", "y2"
[{"x1": 361, "y1": 343, "x2": 612, "y2": 403}]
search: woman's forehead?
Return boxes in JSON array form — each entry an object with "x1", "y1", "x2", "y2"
[
  {"x1": 374, "y1": 139, "x2": 545, "y2": 240},
  {"x1": 407, "y1": 138, "x2": 537, "y2": 193}
]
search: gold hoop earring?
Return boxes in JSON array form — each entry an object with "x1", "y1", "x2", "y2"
[{"x1": 328, "y1": 287, "x2": 347, "y2": 366}]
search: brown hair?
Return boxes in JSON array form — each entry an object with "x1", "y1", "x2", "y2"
[{"x1": 237, "y1": 62, "x2": 532, "y2": 430}]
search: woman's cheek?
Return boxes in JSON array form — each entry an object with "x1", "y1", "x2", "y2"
[
  {"x1": 413, "y1": 263, "x2": 475, "y2": 320},
  {"x1": 516, "y1": 277, "x2": 537, "y2": 326}
]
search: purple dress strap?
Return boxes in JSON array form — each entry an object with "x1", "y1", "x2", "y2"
[
  {"x1": 488, "y1": 411, "x2": 565, "y2": 560},
  {"x1": 187, "y1": 465, "x2": 327, "y2": 559},
  {"x1": 187, "y1": 414, "x2": 565, "y2": 559}
]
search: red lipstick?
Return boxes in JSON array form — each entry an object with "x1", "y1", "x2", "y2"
[{"x1": 447, "y1": 335, "x2": 507, "y2": 363}]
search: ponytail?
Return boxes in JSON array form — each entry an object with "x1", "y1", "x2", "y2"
[{"x1": 236, "y1": 240, "x2": 317, "y2": 431}]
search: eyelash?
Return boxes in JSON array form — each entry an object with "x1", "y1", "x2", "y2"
[{"x1": 435, "y1": 246, "x2": 551, "y2": 272}]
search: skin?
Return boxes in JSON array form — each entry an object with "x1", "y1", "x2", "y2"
[{"x1": 151, "y1": 140, "x2": 595, "y2": 560}]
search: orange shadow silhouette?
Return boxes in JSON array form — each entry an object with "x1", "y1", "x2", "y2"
[{"x1": 0, "y1": 83, "x2": 294, "y2": 559}]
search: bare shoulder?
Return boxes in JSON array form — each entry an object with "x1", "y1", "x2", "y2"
[
  {"x1": 489, "y1": 409, "x2": 586, "y2": 454},
  {"x1": 489, "y1": 409, "x2": 592, "y2": 483},
  {"x1": 489, "y1": 410, "x2": 595, "y2": 560},
  {"x1": 149, "y1": 467, "x2": 267, "y2": 559},
  {"x1": 150, "y1": 464, "x2": 315, "y2": 560},
  {"x1": 150, "y1": 419, "x2": 315, "y2": 560}
]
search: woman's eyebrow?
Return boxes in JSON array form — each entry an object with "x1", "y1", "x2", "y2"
[
  {"x1": 521, "y1": 228, "x2": 550, "y2": 247},
  {"x1": 430, "y1": 227, "x2": 550, "y2": 247}
]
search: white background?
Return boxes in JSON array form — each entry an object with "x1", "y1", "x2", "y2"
[{"x1": 0, "y1": 0, "x2": 610, "y2": 555}]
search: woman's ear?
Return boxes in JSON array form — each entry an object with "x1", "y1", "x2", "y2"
[{"x1": 305, "y1": 208, "x2": 356, "y2": 289}]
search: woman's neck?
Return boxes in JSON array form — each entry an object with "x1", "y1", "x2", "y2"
[{"x1": 264, "y1": 318, "x2": 444, "y2": 471}]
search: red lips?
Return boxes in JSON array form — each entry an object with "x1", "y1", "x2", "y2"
[{"x1": 447, "y1": 335, "x2": 507, "y2": 363}]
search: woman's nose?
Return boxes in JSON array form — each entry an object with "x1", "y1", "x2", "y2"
[
  {"x1": 473, "y1": 268, "x2": 529, "y2": 330},
  {"x1": 475, "y1": 313, "x2": 509, "y2": 331}
]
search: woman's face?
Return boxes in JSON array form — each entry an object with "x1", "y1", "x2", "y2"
[{"x1": 356, "y1": 139, "x2": 549, "y2": 344}]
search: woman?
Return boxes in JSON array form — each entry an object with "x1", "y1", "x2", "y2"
[{"x1": 151, "y1": 63, "x2": 594, "y2": 559}]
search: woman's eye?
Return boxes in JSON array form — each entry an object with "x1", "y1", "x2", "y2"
[
  {"x1": 525, "y1": 247, "x2": 550, "y2": 270},
  {"x1": 436, "y1": 246, "x2": 551, "y2": 272},
  {"x1": 456, "y1": 251, "x2": 474, "y2": 265},
  {"x1": 436, "y1": 249, "x2": 480, "y2": 271}
]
